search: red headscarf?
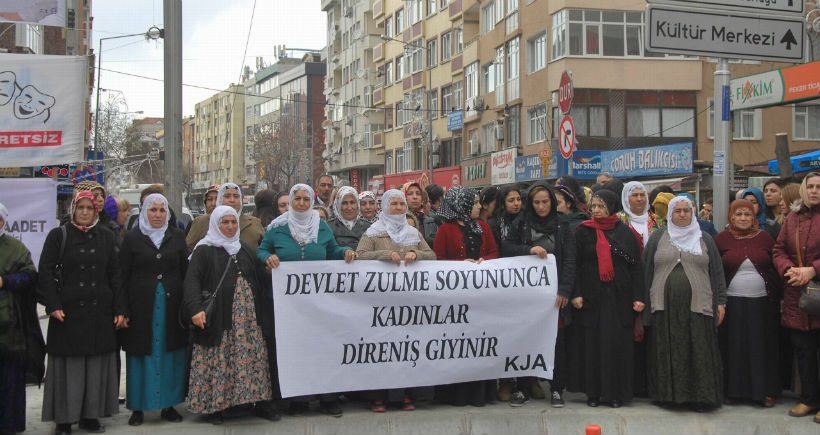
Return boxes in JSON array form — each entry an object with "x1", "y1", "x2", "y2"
[
  {"x1": 727, "y1": 198, "x2": 761, "y2": 239},
  {"x1": 70, "y1": 190, "x2": 99, "y2": 232},
  {"x1": 578, "y1": 190, "x2": 621, "y2": 282}
]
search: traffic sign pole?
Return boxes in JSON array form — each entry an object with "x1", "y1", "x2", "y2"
[{"x1": 713, "y1": 58, "x2": 731, "y2": 231}]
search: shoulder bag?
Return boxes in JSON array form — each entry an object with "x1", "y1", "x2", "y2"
[
  {"x1": 201, "y1": 254, "x2": 234, "y2": 326},
  {"x1": 795, "y1": 222, "x2": 820, "y2": 315}
]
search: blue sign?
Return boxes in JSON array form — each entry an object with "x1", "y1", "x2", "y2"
[
  {"x1": 600, "y1": 142, "x2": 694, "y2": 178},
  {"x1": 768, "y1": 149, "x2": 820, "y2": 174},
  {"x1": 447, "y1": 111, "x2": 463, "y2": 131},
  {"x1": 515, "y1": 154, "x2": 558, "y2": 182},
  {"x1": 567, "y1": 151, "x2": 603, "y2": 180}
]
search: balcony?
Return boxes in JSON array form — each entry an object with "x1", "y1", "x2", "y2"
[{"x1": 321, "y1": 0, "x2": 338, "y2": 12}]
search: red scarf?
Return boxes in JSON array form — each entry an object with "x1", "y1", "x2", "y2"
[{"x1": 579, "y1": 215, "x2": 620, "y2": 282}]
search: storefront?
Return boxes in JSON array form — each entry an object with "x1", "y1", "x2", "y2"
[{"x1": 461, "y1": 155, "x2": 491, "y2": 188}]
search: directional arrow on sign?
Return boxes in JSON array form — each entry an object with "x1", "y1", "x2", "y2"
[{"x1": 780, "y1": 30, "x2": 798, "y2": 50}]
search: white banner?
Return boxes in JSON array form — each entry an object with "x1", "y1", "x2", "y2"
[
  {"x1": 273, "y1": 256, "x2": 559, "y2": 398},
  {"x1": 0, "y1": 54, "x2": 87, "y2": 166},
  {"x1": 0, "y1": 178, "x2": 58, "y2": 267},
  {"x1": 0, "y1": 0, "x2": 66, "y2": 26}
]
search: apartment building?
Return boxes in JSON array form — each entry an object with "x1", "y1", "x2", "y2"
[
  {"x1": 360, "y1": 0, "x2": 819, "y2": 191},
  {"x1": 190, "y1": 84, "x2": 246, "y2": 201}
]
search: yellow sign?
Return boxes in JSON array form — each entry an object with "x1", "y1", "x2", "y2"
[{"x1": 0, "y1": 167, "x2": 20, "y2": 177}]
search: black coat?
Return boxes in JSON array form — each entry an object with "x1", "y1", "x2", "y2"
[
  {"x1": 119, "y1": 226, "x2": 189, "y2": 355},
  {"x1": 573, "y1": 222, "x2": 645, "y2": 329},
  {"x1": 37, "y1": 224, "x2": 125, "y2": 356},
  {"x1": 183, "y1": 242, "x2": 272, "y2": 347}
]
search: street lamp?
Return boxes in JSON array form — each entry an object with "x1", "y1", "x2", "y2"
[
  {"x1": 379, "y1": 35, "x2": 436, "y2": 186},
  {"x1": 93, "y1": 26, "x2": 163, "y2": 152}
]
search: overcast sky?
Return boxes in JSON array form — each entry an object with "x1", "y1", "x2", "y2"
[{"x1": 92, "y1": 0, "x2": 327, "y2": 118}]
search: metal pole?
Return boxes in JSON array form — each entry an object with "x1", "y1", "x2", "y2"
[
  {"x1": 93, "y1": 38, "x2": 102, "y2": 151},
  {"x1": 164, "y1": 0, "x2": 183, "y2": 215},
  {"x1": 428, "y1": 43, "x2": 433, "y2": 186},
  {"x1": 712, "y1": 58, "x2": 731, "y2": 231}
]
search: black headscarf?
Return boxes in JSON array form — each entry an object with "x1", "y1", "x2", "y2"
[
  {"x1": 525, "y1": 181, "x2": 560, "y2": 234},
  {"x1": 591, "y1": 189, "x2": 621, "y2": 216},
  {"x1": 438, "y1": 185, "x2": 482, "y2": 235}
]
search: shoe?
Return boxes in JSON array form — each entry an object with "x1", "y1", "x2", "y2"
[
  {"x1": 201, "y1": 412, "x2": 223, "y2": 425},
  {"x1": 530, "y1": 381, "x2": 546, "y2": 399},
  {"x1": 550, "y1": 391, "x2": 565, "y2": 408},
  {"x1": 587, "y1": 397, "x2": 600, "y2": 408},
  {"x1": 252, "y1": 401, "x2": 281, "y2": 421},
  {"x1": 127, "y1": 411, "x2": 143, "y2": 426},
  {"x1": 509, "y1": 391, "x2": 530, "y2": 407},
  {"x1": 55, "y1": 423, "x2": 72, "y2": 435},
  {"x1": 789, "y1": 403, "x2": 817, "y2": 417},
  {"x1": 498, "y1": 379, "x2": 514, "y2": 402},
  {"x1": 160, "y1": 407, "x2": 183, "y2": 422},
  {"x1": 402, "y1": 395, "x2": 416, "y2": 411},
  {"x1": 763, "y1": 397, "x2": 776, "y2": 408},
  {"x1": 288, "y1": 401, "x2": 309, "y2": 416},
  {"x1": 118, "y1": 396, "x2": 126, "y2": 405},
  {"x1": 370, "y1": 400, "x2": 386, "y2": 413},
  {"x1": 691, "y1": 402, "x2": 714, "y2": 413},
  {"x1": 320, "y1": 400, "x2": 343, "y2": 417},
  {"x1": 610, "y1": 400, "x2": 623, "y2": 408},
  {"x1": 78, "y1": 418, "x2": 105, "y2": 433}
]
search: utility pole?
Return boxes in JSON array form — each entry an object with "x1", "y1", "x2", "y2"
[{"x1": 164, "y1": 0, "x2": 183, "y2": 215}]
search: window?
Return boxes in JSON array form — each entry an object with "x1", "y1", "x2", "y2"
[
  {"x1": 441, "y1": 32, "x2": 453, "y2": 61},
  {"x1": 465, "y1": 62, "x2": 479, "y2": 107},
  {"x1": 482, "y1": 122, "x2": 496, "y2": 154},
  {"x1": 387, "y1": 150, "x2": 396, "y2": 174},
  {"x1": 481, "y1": 2, "x2": 495, "y2": 35},
  {"x1": 528, "y1": 104, "x2": 547, "y2": 144},
  {"x1": 427, "y1": 0, "x2": 437, "y2": 16},
  {"x1": 395, "y1": 55, "x2": 404, "y2": 81},
  {"x1": 483, "y1": 62, "x2": 495, "y2": 94},
  {"x1": 495, "y1": 46, "x2": 505, "y2": 105},
  {"x1": 408, "y1": 0, "x2": 422, "y2": 24},
  {"x1": 384, "y1": 62, "x2": 393, "y2": 85},
  {"x1": 454, "y1": 28, "x2": 463, "y2": 54},
  {"x1": 428, "y1": 89, "x2": 438, "y2": 119},
  {"x1": 495, "y1": 0, "x2": 505, "y2": 24},
  {"x1": 506, "y1": 37, "x2": 520, "y2": 101},
  {"x1": 403, "y1": 140, "x2": 414, "y2": 171},
  {"x1": 427, "y1": 38, "x2": 438, "y2": 68},
  {"x1": 452, "y1": 82, "x2": 463, "y2": 110},
  {"x1": 708, "y1": 98, "x2": 760, "y2": 140},
  {"x1": 395, "y1": 9, "x2": 404, "y2": 34},
  {"x1": 507, "y1": 105, "x2": 520, "y2": 147},
  {"x1": 527, "y1": 32, "x2": 546, "y2": 73},
  {"x1": 408, "y1": 41, "x2": 424, "y2": 73},
  {"x1": 385, "y1": 106, "x2": 394, "y2": 129},
  {"x1": 631, "y1": 106, "x2": 695, "y2": 138},
  {"x1": 794, "y1": 104, "x2": 820, "y2": 140},
  {"x1": 441, "y1": 85, "x2": 453, "y2": 113},
  {"x1": 505, "y1": 0, "x2": 518, "y2": 34},
  {"x1": 385, "y1": 16, "x2": 393, "y2": 38},
  {"x1": 552, "y1": 9, "x2": 644, "y2": 60}
]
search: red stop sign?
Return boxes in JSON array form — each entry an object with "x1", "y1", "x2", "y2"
[{"x1": 558, "y1": 70, "x2": 573, "y2": 115}]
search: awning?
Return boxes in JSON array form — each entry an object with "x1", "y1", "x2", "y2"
[
  {"x1": 634, "y1": 176, "x2": 692, "y2": 192},
  {"x1": 768, "y1": 149, "x2": 820, "y2": 174}
]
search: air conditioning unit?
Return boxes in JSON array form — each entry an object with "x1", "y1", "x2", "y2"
[
  {"x1": 344, "y1": 6, "x2": 353, "y2": 17},
  {"x1": 469, "y1": 140, "x2": 479, "y2": 155}
]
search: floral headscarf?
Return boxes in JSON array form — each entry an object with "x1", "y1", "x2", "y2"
[
  {"x1": 365, "y1": 189, "x2": 420, "y2": 246},
  {"x1": 333, "y1": 186, "x2": 359, "y2": 230},
  {"x1": 138, "y1": 193, "x2": 169, "y2": 249},
  {"x1": 437, "y1": 185, "x2": 482, "y2": 235},
  {"x1": 194, "y1": 205, "x2": 241, "y2": 255},
  {"x1": 269, "y1": 184, "x2": 321, "y2": 244},
  {"x1": 70, "y1": 190, "x2": 99, "y2": 232}
]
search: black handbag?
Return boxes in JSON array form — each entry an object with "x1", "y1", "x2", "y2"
[
  {"x1": 201, "y1": 255, "x2": 234, "y2": 326},
  {"x1": 795, "y1": 223, "x2": 820, "y2": 315},
  {"x1": 52, "y1": 225, "x2": 67, "y2": 293}
]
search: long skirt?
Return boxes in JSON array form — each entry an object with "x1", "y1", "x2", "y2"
[
  {"x1": 41, "y1": 352, "x2": 120, "y2": 423},
  {"x1": 0, "y1": 353, "x2": 26, "y2": 433},
  {"x1": 719, "y1": 295, "x2": 780, "y2": 402},
  {"x1": 186, "y1": 276, "x2": 272, "y2": 414},
  {"x1": 126, "y1": 283, "x2": 186, "y2": 411},
  {"x1": 648, "y1": 265, "x2": 722, "y2": 406}
]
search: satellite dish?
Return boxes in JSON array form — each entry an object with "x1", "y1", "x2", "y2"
[
  {"x1": 431, "y1": 130, "x2": 438, "y2": 141},
  {"x1": 323, "y1": 87, "x2": 333, "y2": 96},
  {"x1": 356, "y1": 67, "x2": 367, "y2": 79},
  {"x1": 353, "y1": 133, "x2": 363, "y2": 143},
  {"x1": 353, "y1": 28, "x2": 363, "y2": 40}
]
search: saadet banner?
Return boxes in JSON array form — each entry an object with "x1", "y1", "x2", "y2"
[
  {"x1": 272, "y1": 256, "x2": 559, "y2": 398},
  {"x1": 0, "y1": 54, "x2": 87, "y2": 166},
  {"x1": 0, "y1": 178, "x2": 58, "y2": 267}
]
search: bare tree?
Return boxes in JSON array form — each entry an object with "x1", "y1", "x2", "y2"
[{"x1": 248, "y1": 115, "x2": 313, "y2": 192}]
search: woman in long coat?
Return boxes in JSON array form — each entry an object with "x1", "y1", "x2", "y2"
[
  {"x1": 0, "y1": 202, "x2": 41, "y2": 435},
  {"x1": 356, "y1": 189, "x2": 436, "y2": 412},
  {"x1": 644, "y1": 196, "x2": 726, "y2": 412},
  {"x1": 433, "y1": 186, "x2": 500, "y2": 407},
  {"x1": 38, "y1": 191, "x2": 126, "y2": 435},
  {"x1": 184, "y1": 206, "x2": 279, "y2": 424},
  {"x1": 773, "y1": 172, "x2": 820, "y2": 421},
  {"x1": 120, "y1": 194, "x2": 189, "y2": 425},
  {"x1": 569, "y1": 189, "x2": 644, "y2": 408}
]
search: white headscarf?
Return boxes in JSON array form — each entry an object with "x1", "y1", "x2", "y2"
[
  {"x1": 194, "y1": 205, "x2": 242, "y2": 255},
  {"x1": 666, "y1": 196, "x2": 702, "y2": 255},
  {"x1": 138, "y1": 193, "x2": 169, "y2": 249},
  {"x1": 365, "y1": 189, "x2": 420, "y2": 246},
  {"x1": 0, "y1": 202, "x2": 8, "y2": 237},
  {"x1": 333, "y1": 186, "x2": 359, "y2": 230},
  {"x1": 621, "y1": 181, "x2": 650, "y2": 246},
  {"x1": 216, "y1": 183, "x2": 242, "y2": 212},
  {"x1": 268, "y1": 184, "x2": 321, "y2": 244}
]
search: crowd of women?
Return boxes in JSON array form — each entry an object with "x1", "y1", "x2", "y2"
[{"x1": 2, "y1": 172, "x2": 820, "y2": 435}]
